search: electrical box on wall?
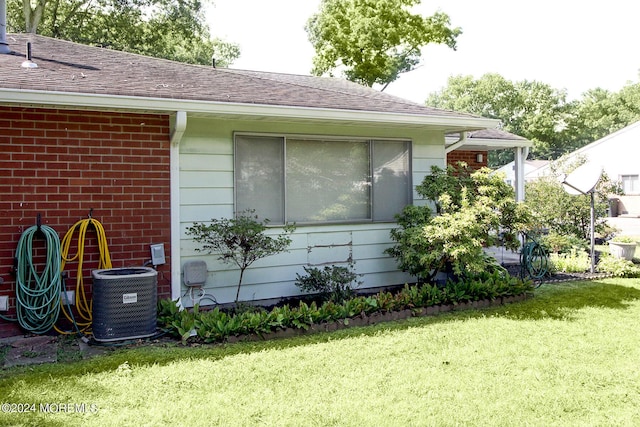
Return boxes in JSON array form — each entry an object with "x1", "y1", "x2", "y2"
[
  {"x1": 183, "y1": 260, "x2": 208, "y2": 287},
  {"x1": 0, "y1": 295, "x2": 8, "y2": 312},
  {"x1": 60, "y1": 291, "x2": 75, "y2": 305},
  {"x1": 150, "y1": 243, "x2": 166, "y2": 266}
]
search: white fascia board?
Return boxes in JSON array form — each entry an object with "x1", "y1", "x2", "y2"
[
  {"x1": 0, "y1": 88, "x2": 499, "y2": 130},
  {"x1": 445, "y1": 136, "x2": 533, "y2": 150}
]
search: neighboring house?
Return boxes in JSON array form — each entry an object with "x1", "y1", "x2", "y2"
[
  {"x1": 533, "y1": 120, "x2": 640, "y2": 217},
  {"x1": 493, "y1": 159, "x2": 550, "y2": 187},
  {"x1": 0, "y1": 34, "x2": 531, "y2": 337}
]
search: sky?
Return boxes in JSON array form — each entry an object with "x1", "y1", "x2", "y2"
[{"x1": 207, "y1": 0, "x2": 640, "y2": 104}]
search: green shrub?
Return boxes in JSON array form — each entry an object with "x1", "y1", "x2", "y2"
[
  {"x1": 539, "y1": 232, "x2": 588, "y2": 254},
  {"x1": 295, "y1": 264, "x2": 361, "y2": 303},
  {"x1": 597, "y1": 255, "x2": 640, "y2": 278},
  {"x1": 442, "y1": 270, "x2": 532, "y2": 303},
  {"x1": 524, "y1": 155, "x2": 620, "y2": 241},
  {"x1": 157, "y1": 273, "x2": 532, "y2": 344},
  {"x1": 386, "y1": 163, "x2": 530, "y2": 281},
  {"x1": 549, "y1": 250, "x2": 591, "y2": 273},
  {"x1": 195, "y1": 308, "x2": 242, "y2": 342},
  {"x1": 611, "y1": 235, "x2": 636, "y2": 243},
  {"x1": 171, "y1": 305, "x2": 198, "y2": 344},
  {"x1": 157, "y1": 298, "x2": 182, "y2": 333}
]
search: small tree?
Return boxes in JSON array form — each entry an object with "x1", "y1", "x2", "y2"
[
  {"x1": 524, "y1": 155, "x2": 620, "y2": 241},
  {"x1": 386, "y1": 163, "x2": 530, "y2": 281},
  {"x1": 186, "y1": 211, "x2": 295, "y2": 303}
]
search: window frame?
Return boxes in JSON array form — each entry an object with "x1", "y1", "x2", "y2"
[
  {"x1": 233, "y1": 132, "x2": 412, "y2": 225},
  {"x1": 620, "y1": 174, "x2": 639, "y2": 195}
]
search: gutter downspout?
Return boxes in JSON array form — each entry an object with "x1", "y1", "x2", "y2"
[
  {"x1": 170, "y1": 111, "x2": 187, "y2": 300},
  {"x1": 0, "y1": 0, "x2": 11, "y2": 54},
  {"x1": 444, "y1": 132, "x2": 468, "y2": 154}
]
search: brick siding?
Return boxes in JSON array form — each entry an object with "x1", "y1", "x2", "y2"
[
  {"x1": 447, "y1": 150, "x2": 488, "y2": 170},
  {"x1": 0, "y1": 106, "x2": 171, "y2": 338}
]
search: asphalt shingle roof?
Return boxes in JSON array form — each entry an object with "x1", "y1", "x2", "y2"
[{"x1": 0, "y1": 34, "x2": 479, "y2": 119}]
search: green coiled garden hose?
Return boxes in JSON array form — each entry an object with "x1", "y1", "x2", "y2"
[
  {"x1": 10, "y1": 224, "x2": 62, "y2": 334},
  {"x1": 519, "y1": 235, "x2": 549, "y2": 284}
]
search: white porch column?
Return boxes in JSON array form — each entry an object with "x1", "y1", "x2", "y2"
[{"x1": 514, "y1": 147, "x2": 529, "y2": 202}]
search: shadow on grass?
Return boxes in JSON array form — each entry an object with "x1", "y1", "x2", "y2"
[
  {"x1": 494, "y1": 279, "x2": 640, "y2": 321},
  {"x1": 3, "y1": 280, "x2": 640, "y2": 391}
]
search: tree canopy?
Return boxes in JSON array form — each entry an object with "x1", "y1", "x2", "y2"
[
  {"x1": 7, "y1": 0, "x2": 240, "y2": 66},
  {"x1": 568, "y1": 83, "x2": 640, "y2": 147},
  {"x1": 426, "y1": 73, "x2": 640, "y2": 166},
  {"x1": 425, "y1": 73, "x2": 575, "y2": 165},
  {"x1": 306, "y1": 0, "x2": 460, "y2": 89}
]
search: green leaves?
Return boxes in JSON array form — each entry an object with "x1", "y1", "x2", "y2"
[
  {"x1": 524, "y1": 156, "x2": 618, "y2": 241},
  {"x1": 597, "y1": 256, "x2": 640, "y2": 278},
  {"x1": 570, "y1": 84, "x2": 640, "y2": 148},
  {"x1": 425, "y1": 73, "x2": 574, "y2": 164},
  {"x1": 387, "y1": 163, "x2": 530, "y2": 281},
  {"x1": 426, "y1": 74, "x2": 640, "y2": 165},
  {"x1": 157, "y1": 275, "x2": 531, "y2": 344},
  {"x1": 9, "y1": 0, "x2": 240, "y2": 66},
  {"x1": 187, "y1": 210, "x2": 295, "y2": 302},
  {"x1": 294, "y1": 264, "x2": 361, "y2": 303},
  {"x1": 306, "y1": 0, "x2": 460, "y2": 87}
]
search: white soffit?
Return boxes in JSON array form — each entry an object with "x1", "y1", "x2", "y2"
[{"x1": 445, "y1": 136, "x2": 533, "y2": 151}]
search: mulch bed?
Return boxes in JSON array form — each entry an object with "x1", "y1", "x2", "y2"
[{"x1": 503, "y1": 263, "x2": 614, "y2": 285}]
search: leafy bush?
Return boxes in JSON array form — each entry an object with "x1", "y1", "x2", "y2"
[
  {"x1": 549, "y1": 250, "x2": 591, "y2": 273},
  {"x1": 524, "y1": 155, "x2": 620, "y2": 241},
  {"x1": 158, "y1": 298, "x2": 182, "y2": 329},
  {"x1": 597, "y1": 255, "x2": 640, "y2": 278},
  {"x1": 295, "y1": 264, "x2": 361, "y2": 303},
  {"x1": 157, "y1": 273, "x2": 532, "y2": 344},
  {"x1": 539, "y1": 232, "x2": 588, "y2": 254},
  {"x1": 443, "y1": 269, "x2": 533, "y2": 303},
  {"x1": 196, "y1": 308, "x2": 242, "y2": 342},
  {"x1": 386, "y1": 163, "x2": 530, "y2": 281},
  {"x1": 611, "y1": 235, "x2": 636, "y2": 243}
]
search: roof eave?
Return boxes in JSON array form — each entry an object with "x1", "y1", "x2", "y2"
[
  {"x1": 0, "y1": 88, "x2": 499, "y2": 131},
  {"x1": 445, "y1": 136, "x2": 533, "y2": 151}
]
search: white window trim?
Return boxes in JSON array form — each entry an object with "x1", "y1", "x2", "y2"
[{"x1": 620, "y1": 174, "x2": 640, "y2": 195}]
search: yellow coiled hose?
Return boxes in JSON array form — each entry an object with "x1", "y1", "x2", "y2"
[{"x1": 55, "y1": 218, "x2": 112, "y2": 334}]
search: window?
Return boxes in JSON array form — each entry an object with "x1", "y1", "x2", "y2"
[
  {"x1": 621, "y1": 175, "x2": 639, "y2": 195},
  {"x1": 235, "y1": 134, "x2": 411, "y2": 224}
]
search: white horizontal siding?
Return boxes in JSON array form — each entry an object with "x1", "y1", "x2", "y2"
[
  {"x1": 177, "y1": 118, "x2": 443, "y2": 305},
  {"x1": 180, "y1": 205, "x2": 233, "y2": 223},
  {"x1": 180, "y1": 171, "x2": 233, "y2": 188},
  {"x1": 181, "y1": 188, "x2": 234, "y2": 205},
  {"x1": 182, "y1": 153, "x2": 233, "y2": 171}
]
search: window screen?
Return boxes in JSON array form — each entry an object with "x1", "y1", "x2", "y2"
[{"x1": 235, "y1": 135, "x2": 410, "y2": 224}]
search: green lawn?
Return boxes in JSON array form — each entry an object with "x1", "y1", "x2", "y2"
[{"x1": 2, "y1": 278, "x2": 640, "y2": 426}]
